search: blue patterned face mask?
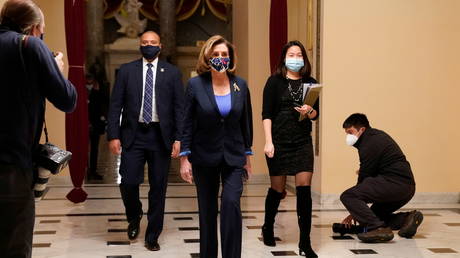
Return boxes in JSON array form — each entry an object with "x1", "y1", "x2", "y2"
[
  {"x1": 209, "y1": 57, "x2": 231, "y2": 73},
  {"x1": 285, "y1": 58, "x2": 304, "y2": 72}
]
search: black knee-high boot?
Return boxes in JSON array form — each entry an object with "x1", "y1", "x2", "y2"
[
  {"x1": 297, "y1": 186, "x2": 318, "y2": 258},
  {"x1": 262, "y1": 188, "x2": 283, "y2": 246}
]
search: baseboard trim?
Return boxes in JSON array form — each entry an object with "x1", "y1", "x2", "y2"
[{"x1": 312, "y1": 191, "x2": 460, "y2": 206}]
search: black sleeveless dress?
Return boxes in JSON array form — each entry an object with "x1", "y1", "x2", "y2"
[{"x1": 266, "y1": 78, "x2": 314, "y2": 176}]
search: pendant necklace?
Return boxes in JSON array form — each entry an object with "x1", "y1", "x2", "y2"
[{"x1": 287, "y1": 78, "x2": 303, "y2": 103}]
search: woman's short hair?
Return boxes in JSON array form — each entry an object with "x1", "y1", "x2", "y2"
[
  {"x1": 196, "y1": 35, "x2": 237, "y2": 75},
  {"x1": 275, "y1": 40, "x2": 311, "y2": 78},
  {"x1": 0, "y1": 0, "x2": 42, "y2": 34}
]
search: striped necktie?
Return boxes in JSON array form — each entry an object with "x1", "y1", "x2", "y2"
[{"x1": 142, "y1": 63, "x2": 154, "y2": 123}]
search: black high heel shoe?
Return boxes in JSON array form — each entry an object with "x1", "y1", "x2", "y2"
[
  {"x1": 299, "y1": 243, "x2": 318, "y2": 257},
  {"x1": 261, "y1": 225, "x2": 276, "y2": 246}
]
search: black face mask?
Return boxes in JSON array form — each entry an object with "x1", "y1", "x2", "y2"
[{"x1": 140, "y1": 45, "x2": 160, "y2": 60}]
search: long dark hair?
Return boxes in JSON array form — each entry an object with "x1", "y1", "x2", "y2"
[{"x1": 275, "y1": 40, "x2": 311, "y2": 78}]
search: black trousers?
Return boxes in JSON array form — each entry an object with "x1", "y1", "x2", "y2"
[
  {"x1": 0, "y1": 164, "x2": 35, "y2": 258},
  {"x1": 193, "y1": 163, "x2": 244, "y2": 258},
  {"x1": 118, "y1": 124, "x2": 170, "y2": 242},
  {"x1": 340, "y1": 175, "x2": 415, "y2": 230}
]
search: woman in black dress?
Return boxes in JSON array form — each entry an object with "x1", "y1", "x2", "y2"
[{"x1": 261, "y1": 41, "x2": 318, "y2": 258}]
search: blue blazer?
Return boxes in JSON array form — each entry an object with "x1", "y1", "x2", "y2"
[
  {"x1": 107, "y1": 58, "x2": 184, "y2": 150},
  {"x1": 181, "y1": 73, "x2": 253, "y2": 167}
]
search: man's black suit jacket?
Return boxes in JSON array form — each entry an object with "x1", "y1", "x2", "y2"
[{"x1": 107, "y1": 58, "x2": 184, "y2": 150}]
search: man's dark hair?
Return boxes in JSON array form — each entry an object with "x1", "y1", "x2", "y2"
[{"x1": 342, "y1": 113, "x2": 370, "y2": 129}]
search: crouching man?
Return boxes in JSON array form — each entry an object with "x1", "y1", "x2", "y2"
[{"x1": 340, "y1": 113, "x2": 423, "y2": 243}]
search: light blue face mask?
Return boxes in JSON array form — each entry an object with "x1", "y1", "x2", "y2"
[{"x1": 285, "y1": 58, "x2": 304, "y2": 72}]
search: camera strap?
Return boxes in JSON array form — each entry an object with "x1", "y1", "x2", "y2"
[
  {"x1": 18, "y1": 34, "x2": 35, "y2": 147},
  {"x1": 43, "y1": 120, "x2": 49, "y2": 143},
  {"x1": 18, "y1": 35, "x2": 28, "y2": 71},
  {"x1": 18, "y1": 34, "x2": 49, "y2": 143}
]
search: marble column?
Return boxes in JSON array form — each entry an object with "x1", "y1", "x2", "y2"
[
  {"x1": 159, "y1": 0, "x2": 176, "y2": 63},
  {"x1": 86, "y1": 0, "x2": 105, "y2": 71}
]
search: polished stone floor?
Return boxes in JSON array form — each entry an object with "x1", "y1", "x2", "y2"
[{"x1": 32, "y1": 142, "x2": 460, "y2": 258}]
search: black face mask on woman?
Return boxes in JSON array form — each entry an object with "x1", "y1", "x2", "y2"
[{"x1": 140, "y1": 45, "x2": 160, "y2": 60}]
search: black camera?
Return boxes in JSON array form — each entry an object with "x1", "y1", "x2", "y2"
[
  {"x1": 33, "y1": 143, "x2": 71, "y2": 200},
  {"x1": 36, "y1": 142, "x2": 72, "y2": 175},
  {"x1": 332, "y1": 223, "x2": 365, "y2": 236}
]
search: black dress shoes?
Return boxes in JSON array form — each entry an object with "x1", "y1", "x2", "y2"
[
  {"x1": 145, "y1": 241, "x2": 160, "y2": 251},
  {"x1": 127, "y1": 213, "x2": 143, "y2": 240}
]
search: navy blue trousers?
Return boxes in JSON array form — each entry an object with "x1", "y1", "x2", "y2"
[
  {"x1": 193, "y1": 162, "x2": 244, "y2": 258},
  {"x1": 118, "y1": 124, "x2": 170, "y2": 242}
]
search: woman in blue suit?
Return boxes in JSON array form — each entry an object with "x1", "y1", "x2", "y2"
[{"x1": 179, "y1": 35, "x2": 253, "y2": 258}]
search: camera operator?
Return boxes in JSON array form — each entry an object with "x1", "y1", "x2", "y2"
[
  {"x1": 339, "y1": 113, "x2": 423, "y2": 243},
  {"x1": 0, "y1": 1, "x2": 77, "y2": 257}
]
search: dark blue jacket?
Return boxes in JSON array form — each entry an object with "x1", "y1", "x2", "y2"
[
  {"x1": 181, "y1": 73, "x2": 253, "y2": 167},
  {"x1": 107, "y1": 59, "x2": 184, "y2": 150},
  {"x1": 0, "y1": 28, "x2": 77, "y2": 169}
]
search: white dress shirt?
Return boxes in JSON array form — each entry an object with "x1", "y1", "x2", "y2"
[{"x1": 139, "y1": 57, "x2": 159, "y2": 122}]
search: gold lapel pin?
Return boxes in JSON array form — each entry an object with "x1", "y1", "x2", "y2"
[{"x1": 233, "y1": 82, "x2": 240, "y2": 92}]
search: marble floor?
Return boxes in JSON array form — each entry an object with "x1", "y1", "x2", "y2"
[{"x1": 32, "y1": 145, "x2": 460, "y2": 258}]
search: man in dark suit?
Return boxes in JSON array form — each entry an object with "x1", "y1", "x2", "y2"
[{"x1": 107, "y1": 31, "x2": 183, "y2": 251}]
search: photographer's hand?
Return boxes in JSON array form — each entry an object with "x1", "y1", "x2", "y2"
[
  {"x1": 54, "y1": 51, "x2": 64, "y2": 74},
  {"x1": 109, "y1": 139, "x2": 121, "y2": 155},
  {"x1": 341, "y1": 214, "x2": 356, "y2": 228}
]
